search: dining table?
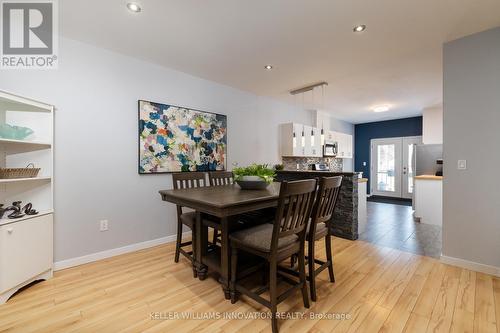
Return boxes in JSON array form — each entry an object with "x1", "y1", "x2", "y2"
[{"x1": 159, "y1": 182, "x2": 281, "y2": 299}]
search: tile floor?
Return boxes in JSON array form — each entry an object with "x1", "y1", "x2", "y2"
[{"x1": 359, "y1": 201, "x2": 442, "y2": 258}]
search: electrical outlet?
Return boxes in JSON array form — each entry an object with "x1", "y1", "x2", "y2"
[
  {"x1": 100, "y1": 220, "x2": 109, "y2": 232},
  {"x1": 457, "y1": 160, "x2": 467, "y2": 170}
]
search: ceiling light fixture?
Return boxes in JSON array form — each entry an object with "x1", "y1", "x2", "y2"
[
  {"x1": 264, "y1": 65, "x2": 273, "y2": 70},
  {"x1": 373, "y1": 105, "x2": 390, "y2": 113},
  {"x1": 127, "y1": 2, "x2": 142, "y2": 13},
  {"x1": 353, "y1": 24, "x2": 366, "y2": 33}
]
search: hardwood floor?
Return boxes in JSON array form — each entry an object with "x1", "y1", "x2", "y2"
[{"x1": 0, "y1": 237, "x2": 498, "y2": 333}]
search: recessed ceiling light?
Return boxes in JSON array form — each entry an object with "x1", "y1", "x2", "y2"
[
  {"x1": 127, "y1": 2, "x2": 141, "y2": 13},
  {"x1": 353, "y1": 25, "x2": 366, "y2": 33},
  {"x1": 373, "y1": 105, "x2": 390, "y2": 112},
  {"x1": 264, "y1": 65, "x2": 273, "y2": 70}
]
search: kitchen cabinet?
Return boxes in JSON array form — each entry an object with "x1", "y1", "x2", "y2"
[
  {"x1": 413, "y1": 176, "x2": 442, "y2": 226},
  {"x1": 280, "y1": 123, "x2": 322, "y2": 157},
  {"x1": 280, "y1": 123, "x2": 351, "y2": 158},
  {"x1": 335, "y1": 132, "x2": 353, "y2": 159}
]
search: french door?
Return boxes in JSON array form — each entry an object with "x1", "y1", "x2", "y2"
[{"x1": 371, "y1": 136, "x2": 422, "y2": 198}]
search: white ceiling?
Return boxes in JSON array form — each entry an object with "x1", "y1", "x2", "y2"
[{"x1": 60, "y1": 0, "x2": 500, "y2": 123}]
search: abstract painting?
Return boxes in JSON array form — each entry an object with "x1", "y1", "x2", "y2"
[{"x1": 138, "y1": 100, "x2": 227, "y2": 173}]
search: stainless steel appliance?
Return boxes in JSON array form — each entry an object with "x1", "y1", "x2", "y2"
[
  {"x1": 323, "y1": 142, "x2": 338, "y2": 157},
  {"x1": 416, "y1": 144, "x2": 443, "y2": 176},
  {"x1": 310, "y1": 163, "x2": 330, "y2": 171}
]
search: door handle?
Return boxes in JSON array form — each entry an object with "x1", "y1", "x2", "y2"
[{"x1": 6, "y1": 228, "x2": 13, "y2": 234}]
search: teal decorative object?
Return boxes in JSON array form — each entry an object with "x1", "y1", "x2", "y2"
[{"x1": 0, "y1": 124, "x2": 34, "y2": 140}]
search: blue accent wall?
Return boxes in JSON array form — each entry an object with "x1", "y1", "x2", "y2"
[{"x1": 354, "y1": 116, "x2": 423, "y2": 193}]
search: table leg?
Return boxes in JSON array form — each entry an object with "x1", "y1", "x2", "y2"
[
  {"x1": 195, "y1": 212, "x2": 208, "y2": 280},
  {"x1": 220, "y1": 216, "x2": 231, "y2": 299}
]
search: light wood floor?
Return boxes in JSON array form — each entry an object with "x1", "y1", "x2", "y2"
[{"x1": 0, "y1": 237, "x2": 498, "y2": 333}]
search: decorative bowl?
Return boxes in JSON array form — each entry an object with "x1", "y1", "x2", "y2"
[
  {"x1": 236, "y1": 176, "x2": 270, "y2": 190},
  {"x1": 0, "y1": 124, "x2": 34, "y2": 140}
]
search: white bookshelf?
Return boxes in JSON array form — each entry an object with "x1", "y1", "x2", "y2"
[
  {"x1": 0, "y1": 177, "x2": 52, "y2": 184},
  {"x1": 0, "y1": 90, "x2": 54, "y2": 304}
]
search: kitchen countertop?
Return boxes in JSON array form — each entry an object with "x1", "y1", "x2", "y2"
[
  {"x1": 414, "y1": 175, "x2": 443, "y2": 180},
  {"x1": 277, "y1": 170, "x2": 361, "y2": 176}
]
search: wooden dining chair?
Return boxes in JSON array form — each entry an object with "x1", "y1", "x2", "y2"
[
  {"x1": 208, "y1": 171, "x2": 234, "y2": 186},
  {"x1": 229, "y1": 179, "x2": 317, "y2": 333},
  {"x1": 172, "y1": 172, "x2": 209, "y2": 277},
  {"x1": 205, "y1": 171, "x2": 235, "y2": 245},
  {"x1": 306, "y1": 176, "x2": 342, "y2": 301}
]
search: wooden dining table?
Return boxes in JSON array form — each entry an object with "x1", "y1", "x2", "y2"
[{"x1": 159, "y1": 182, "x2": 281, "y2": 299}]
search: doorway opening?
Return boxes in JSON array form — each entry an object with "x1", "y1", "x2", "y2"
[{"x1": 359, "y1": 135, "x2": 442, "y2": 258}]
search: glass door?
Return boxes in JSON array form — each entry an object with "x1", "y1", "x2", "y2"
[
  {"x1": 402, "y1": 136, "x2": 422, "y2": 199},
  {"x1": 371, "y1": 138, "x2": 402, "y2": 197},
  {"x1": 370, "y1": 136, "x2": 422, "y2": 198}
]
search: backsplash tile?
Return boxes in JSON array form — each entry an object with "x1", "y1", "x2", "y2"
[{"x1": 282, "y1": 156, "x2": 343, "y2": 172}]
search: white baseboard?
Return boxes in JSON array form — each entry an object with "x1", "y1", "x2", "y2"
[
  {"x1": 54, "y1": 231, "x2": 190, "y2": 271},
  {"x1": 440, "y1": 255, "x2": 500, "y2": 277}
]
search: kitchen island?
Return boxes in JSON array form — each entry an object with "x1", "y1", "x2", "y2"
[
  {"x1": 275, "y1": 170, "x2": 365, "y2": 240},
  {"x1": 414, "y1": 175, "x2": 443, "y2": 226}
]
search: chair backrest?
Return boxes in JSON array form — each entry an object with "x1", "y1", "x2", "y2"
[
  {"x1": 172, "y1": 172, "x2": 208, "y2": 190},
  {"x1": 209, "y1": 171, "x2": 234, "y2": 186},
  {"x1": 308, "y1": 176, "x2": 342, "y2": 240},
  {"x1": 271, "y1": 179, "x2": 318, "y2": 252}
]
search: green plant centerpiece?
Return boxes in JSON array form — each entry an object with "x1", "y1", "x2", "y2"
[{"x1": 233, "y1": 164, "x2": 276, "y2": 190}]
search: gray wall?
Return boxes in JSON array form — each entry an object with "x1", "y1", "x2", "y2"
[
  {"x1": 0, "y1": 38, "x2": 312, "y2": 262},
  {"x1": 330, "y1": 117, "x2": 355, "y2": 172},
  {"x1": 443, "y1": 27, "x2": 500, "y2": 268}
]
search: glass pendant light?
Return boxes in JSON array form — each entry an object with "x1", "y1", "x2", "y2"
[
  {"x1": 320, "y1": 122, "x2": 325, "y2": 146},
  {"x1": 301, "y1": 126, "x2": 305, "y2": 147},
  {"x1": 293, "y1": 131, "x2": 297, "y2": 148},
  {"x1": 311, "y1": 128, "x2": 315, "y2": 147}
]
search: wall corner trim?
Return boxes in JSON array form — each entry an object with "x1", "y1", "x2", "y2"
[
  {"x1": 53, "y1": 232, "x2": 189, "y2": 271},
  {"x1": 440, "y1": 255, "x2": 500, "y2": 277}
]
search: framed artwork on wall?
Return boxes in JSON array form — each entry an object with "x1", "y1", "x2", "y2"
[{"x1": 138, "y1": 100, "x2": 227, "y2": 173}]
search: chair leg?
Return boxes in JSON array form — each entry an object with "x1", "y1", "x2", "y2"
[
  {"x1": 299, "y1": 247, "x2": 310, "y2": 309},
  {"x1": 325, "y1": 235, "x2": 335, "y2": 283},
  {"x1": 174, "y1": 219, "x2": 183, "y2": 263},
  {"x1": 308, "y1": 241, "x2": 317, "y2": 302},
  {"x1": 212, "y1": 229, "x2": 219, "y2": 246},
  {"x1": 290, "y1": 254, "x2": 297, "y2": 268},
  {"x1": 270, "y1": 260, "x2": 279, "y2": 333},
  {"x1": 230, "y1": 247, "x2": 238, "y2": 304},
  {"x1": 191, "y1": 225, "x2": 197, "y2": 277}
]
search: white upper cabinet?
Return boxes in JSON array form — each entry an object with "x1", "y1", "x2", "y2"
[
  {"x1": 280, "y1": 123, "x2": 352, "y2": 158},
  {"x1": 280, "y1": 123, "x2": 322, "y2": 157},
  {"x1": 328, "y1": 131, "x2": 353, "y2": 159},
  {"x1": 338, "y1": 132, "x2": 353, "y2": 158},
  {"x1": 280, "y1": 123, "x2": 302, "y2": 156}
]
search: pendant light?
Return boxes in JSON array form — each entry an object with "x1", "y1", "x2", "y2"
[
  {"x1": 301, "y1": 125, "x2": 305, "y2": 147},
  {"x1": 293, "y1": 131, "x2": 297, "y2": 148},
  {"x1": 311, "y1": 128, "x2": 315, "y2": 147},
  {"x1": 320, "y1": 122, "x2": 325, "y2": 146},
  {"x1": 321, "y1": 85, "x2": 325, "y2": 146}
]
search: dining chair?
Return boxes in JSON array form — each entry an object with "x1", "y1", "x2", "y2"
[
  {"x1": 172, "y1": 172, "x2": 209, "y2": 277},
  {"x1": 205, "y1": 171, "x2": 235, "y2": 245},
  {"x1": 229, "y1": 179, "x2": 317, "y2": 333},
  {"x1": 305, "y1": 176, "x2": 342, "y2": 301},
  {"x1": 208, "y1": 171, "x2": 234, "y2": 186}
]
